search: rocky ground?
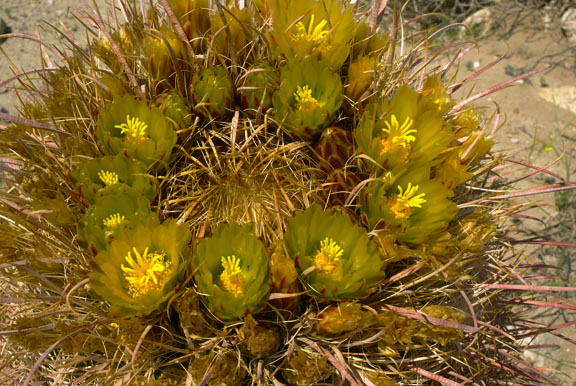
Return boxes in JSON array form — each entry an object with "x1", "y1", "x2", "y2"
[
  {"x1": 451, "y1": 6, "x2": 576, "y2": 383},
  {"x1": 1, "y1": 0, "x2": 576, "y2": 383}
]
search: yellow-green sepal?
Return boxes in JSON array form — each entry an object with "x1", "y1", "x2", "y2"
[
  {"x1": 284, "y1": 204, "x2": 385, "y2": 300},
  {"x1": 193, "y1": 223, "x2": 269, "y2": 321},
  {"x1": 154, "y1": 91, "x2": 193, "y2": 130}
]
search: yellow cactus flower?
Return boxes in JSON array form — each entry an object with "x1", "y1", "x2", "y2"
[
  {"x1": 285, "y1": 204, "x2": 385, "y2": 299},
  {"x1": 79, "y1": 194, "x2": 153, "y2": 254},
  {"x1": 71, "y1": 156, "x2": 155, "y2": 204},
  {"x1": 273, "y1": 59, "x2": 342, "y2": 139},
  {"x1": 89, "y1": 218, "x2": 192, "y2": 317},
  {"x1": 96, "y1": 95, "x2": 177, "y2": 168},
  {"x1": 361, "y1": 168, "x2": 457, "y2": 244},
  {"x1": 356, "y1": 86, "x2": 454, "y2": 173},
  {"x1": 193, "y1": 224, "x2": 269, "y2": 321},
  {"x1": 270, "y1": 0, "x2": 355, "y2": 69}
]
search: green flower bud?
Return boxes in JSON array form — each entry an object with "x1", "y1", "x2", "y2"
[
  {"x1": 190, "y1": 66, "x2": 234, "y2": 119},
  {"x1": 143, "y1": 26, "x2": 189, "y2": 83},
  {"x1": 239, "y1": 63, "x2": 279, "y2": 115},
  {"x1": 154, "y1": 91, "x2": 193, "y2": 130}
]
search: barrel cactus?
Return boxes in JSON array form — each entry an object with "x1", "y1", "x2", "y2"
[{"x1": 0, "y1": 0, "x2": 573, "y2": 384}]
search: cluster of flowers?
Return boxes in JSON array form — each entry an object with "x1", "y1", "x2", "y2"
[
  {"x1": 78, "y1": 0, "x2": 493, "y2": 320},
  {"x1": 70, "y1": 93, "x2": 191, "y2": 316}
]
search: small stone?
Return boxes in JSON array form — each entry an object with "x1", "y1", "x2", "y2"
[
  {"x1": 539, "y1": 86, "x2": 576, "y2": 115},
  {"x1": 510, "y1": 138, "x2": 519, "y2": 144},
  {"x1": 561, "y1": 8, "x2": 576, "y2": 43},
  {"x1": 0, "y1": 18, "x2": 12, "y2": 45},
  {"x1": 462, "y1": 8, "x2": 493, "y2": 37}
]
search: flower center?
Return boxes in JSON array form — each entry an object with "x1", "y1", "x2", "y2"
[
  {"x1": 294, "y1": 85, "x2": 325, "y2": 112},
  {"x1": 103, "y1": 213, "x2": 125, "y2": 228},
  {"x1": 314, "y1": 237, "x2": 343, "y2": 274},
  {"x1": 389, "y1": 183, "x2": 426, "y2": 219},
  {"x1": 380, "y1": 115, "x2": 416, "y2": 155},
  {"x1": 291, "y1": 14, "x2": 330, "y2": 52},
  {"x1": 115, "y1": 115, "x2": 148, "y2": 143},
  {"x1": 220, "y1": 255, "x2": 244, "y2": 297},
  {"x1": 98, "y1": 170, "x2": 119, "y2": 186},
  {"x1": 121, "y1": 247, "x2": 170, "y2": 297}
]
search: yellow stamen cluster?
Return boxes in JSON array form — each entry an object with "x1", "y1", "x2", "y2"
[
  {"x1": 380, "y1": 115, "x2": 417, "y2": 155},
  {"x1": 121, "y1": 247, "x2": 170, "y2": 297},
  {"x1": 291, "y1": 14, "x2": 330, "y2": 52},
  {"x1": 314, "y1": 237, "x2": 344, "y2": 274},
  {"x1": 103, "y1": 213, "x2": 125, "y2": 228},
  {"x1": 294, "y1": 85, "x2": 325, "y2": 112},
  {"x1": 389, "y1": 183, "x2": 427, "y2": 219},
  {"x1": 220, "y1": 255, "x2": 244, "y2": 297},
  {"x1": 115, "y1": 115, "x2": 148, "y2": 143},
  {"x1": 98, "y1": 170, "x2": 119, "y2": 186}
]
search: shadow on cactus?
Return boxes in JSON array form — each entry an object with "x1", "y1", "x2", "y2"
[{"x1": 1, "y1": 0, "x2": 574, "y2": 385}]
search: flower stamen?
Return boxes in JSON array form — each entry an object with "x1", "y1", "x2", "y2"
[
  {"x1": 314, "y1": 237, "x2": 344, "y2": 274},
  {"x1": 103, "y1": 213, "x2": 125, "y2": 229},
  {"x1": 294, "y1": 85, "x2": 325, "y2": 112},
  {"x1": 389, "y1": 183, "x2": 426, "y2": 219},
  {"x1": 380, "y1": 115, "x2": 416, "y2": 155},
  {"x1": 121, "y1": 247, "x2": 170, "y2": 297},
  {"x1": 291, "y1": 14, "x2": 330, "y2": 52},
  {"x1": 98, "y1": 170, "x2": 119, "y2": 186},
  {"x1": 220, "y1": 255, "x2": 244, "y2": 297},
  {"x1": 115, "y1": 115, "x2": 148, "y2": 143}
]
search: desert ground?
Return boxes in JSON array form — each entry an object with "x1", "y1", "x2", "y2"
[{"x1": 2, "y1": 0, "x2": 576, "y2": 383}]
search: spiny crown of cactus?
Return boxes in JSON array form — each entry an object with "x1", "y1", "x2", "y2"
[{"x1": 0, "y1": 0, "x2": 562, "y2": 385}]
